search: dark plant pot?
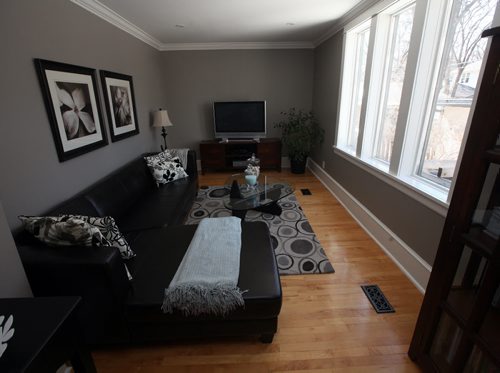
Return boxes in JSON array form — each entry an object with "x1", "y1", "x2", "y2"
[{"x1": 290, "y1": 158, "x2": 307, "y2": 174}]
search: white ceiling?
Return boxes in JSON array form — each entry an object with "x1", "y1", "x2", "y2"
[{"x1": 72, "y1": 0, "x2": 364, "y2": 50}]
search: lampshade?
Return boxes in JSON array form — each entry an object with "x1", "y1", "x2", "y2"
[{"x1": 152, "y1": 109, "x2": 174, "y2": 128}]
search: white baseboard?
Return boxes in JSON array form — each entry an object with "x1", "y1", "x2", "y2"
[{"x1": 308, "y1": 159, "x2": 431, "y2": 293}]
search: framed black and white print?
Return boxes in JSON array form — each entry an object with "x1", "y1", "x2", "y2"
[
  {"x1": 34, "y1": 59, "x2": 108, "y2": 162},
  {"x1": 99, "y1": 70, "x2": 139, "y2": 142}
]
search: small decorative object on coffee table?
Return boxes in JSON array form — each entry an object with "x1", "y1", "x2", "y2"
[
  {"x1": 244, "y1": 174, "x2": 257, "y2": 189},
  {"x1": 244, "y1": 154, "x2": 260, "y2": 189},
  {"x1": 224, "y1": 174, "x2": 294, "y2": 220},
  {"x1": 230, "y1": 179, "x2": 243, "y2": 199},
  {"x1": 246, "y1": 154, "x2": 260, "y2": 173}
]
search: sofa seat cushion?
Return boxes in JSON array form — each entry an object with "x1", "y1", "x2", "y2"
[
  {"x1": 125, "y1": 222, "x2": 282, "y2": 322},
  {"x1": 116, "y1": 176, "x2": 197, "y2": 233}
]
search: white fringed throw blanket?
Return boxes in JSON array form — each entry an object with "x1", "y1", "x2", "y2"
[{"x1": 162, "y1": 217, "x2": 245, "y2": 316}]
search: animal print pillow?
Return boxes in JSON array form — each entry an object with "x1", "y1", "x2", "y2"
[
  {"x1": 19, "y1": 215, "x2": 133, "y2": 280},
  {"x1": 61, "y1": 215, "x2": 135, "y2": 259},
  {"x1": 18, "y1": 215, "x2": 108, "y2": 247}
]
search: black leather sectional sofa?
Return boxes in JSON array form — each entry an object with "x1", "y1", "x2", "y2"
[{"x1": 16, "y1": 150, "x2": 282, "y2": 345}]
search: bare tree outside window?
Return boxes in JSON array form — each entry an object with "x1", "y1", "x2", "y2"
[
  {"x1": 374, "y1": 4, "x2": 415, "y2": 163},
  {"x1": 419, "y1": 0, "x2": 496, "y2": 185}
]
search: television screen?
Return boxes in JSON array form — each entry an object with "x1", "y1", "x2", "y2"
[{"x1": 213, "y1": 101, "x2": 266, "y2": 138}]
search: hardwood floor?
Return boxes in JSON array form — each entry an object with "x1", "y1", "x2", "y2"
[{"x1": 93, "y1": 170, "x2": 424, "y2": 372}]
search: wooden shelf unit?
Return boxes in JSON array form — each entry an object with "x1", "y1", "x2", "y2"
[
  {"x1": 408, "y1": 27, "x2": 500, "y2": 372},
  {"x1": 199, "y1": 138, "x2": 281, "y2": 174}
]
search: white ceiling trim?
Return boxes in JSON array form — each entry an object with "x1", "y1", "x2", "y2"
[
  {"x1": 71, "y1": 0, "x2": 314, "y2": 51},
  {"x1": 160, "y1": 41, "x2": 314, "y2": 51},
  {"x1": 313, "y1": 0, "x2": 382, "y2": 47},
  {"x1": 70, "y1": 0, "x2": 163, "y2": 50}
]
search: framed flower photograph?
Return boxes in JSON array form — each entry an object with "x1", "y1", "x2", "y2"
[
  {"x1": 100, "y1": 70, "x2": 139, "y2": 142},
  {"x1": 34, "y1": 59, "x2": 108, "y2": 162}
]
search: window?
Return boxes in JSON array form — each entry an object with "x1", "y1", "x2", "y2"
[
  {"x1": 337, "y1": 0, "x2": 497, "y2": 203},
  {"x1": 417, "y1": 0, "x2": 496, "y2": 187},
  {"x1": 372, "y1": 3, "x2": 415, "y2": 164},
  {"x1": 338, "y1": 21, "x2": 371, "y2": 153}
]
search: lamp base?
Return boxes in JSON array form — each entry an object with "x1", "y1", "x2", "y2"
[{"x1": 161, "y1": 127, "x2": 168, "y2": 151}]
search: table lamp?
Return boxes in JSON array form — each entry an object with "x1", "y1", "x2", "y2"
[{"x1": 152, "y1": 108, "x2": 173, "y2": 151}]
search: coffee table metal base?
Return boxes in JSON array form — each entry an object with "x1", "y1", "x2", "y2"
[{"x1": 231, "y1": 201, "x2": 283, "y2": 220}]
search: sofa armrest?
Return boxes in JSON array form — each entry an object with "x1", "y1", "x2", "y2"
[{"x1": 18, "y1": 244, "x2": 131, "y2": 344}]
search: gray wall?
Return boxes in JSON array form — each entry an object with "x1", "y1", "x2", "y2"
[
  {"x1": 160, "y1": 49, "x2": 314, "y2": 151},
  {"x1": 312, "y1": 33, "x2": 445, "y2": 265},
  {"x1": 0, "y1": 202, "x2": 32, "y2": 297},
  {"x1": 0, "y1": 0, "x2": 167, "y2": 229}
]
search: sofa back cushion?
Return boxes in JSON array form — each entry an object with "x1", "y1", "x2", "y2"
[
  {"x1": 117, "y1": 158, "x2": 155, "y2": 197},
  {"x1": 49, "y1": 195, "x2": 100, "y2": 217},
  {"x1": 84, "y1": 158, "x2": 155, "y2": 219},
  {"x1": 85, "y1": 177, "x2": 132, "y2": 218}
]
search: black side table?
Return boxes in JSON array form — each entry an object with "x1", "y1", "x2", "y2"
[{"x1": 0, "y1": 296, "x2": 96, "y2": 373}]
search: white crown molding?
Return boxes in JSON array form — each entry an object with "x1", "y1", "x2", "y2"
[
  {"x1": 314, "y1": 0, "x2": 382, "y2": 47},
  {"x1": 70, "y1": 0, "x2": 163, "y2": 50},
  {"x1": 71, "y1": 0, "x2": 314, "y2": 51},
  {"x1": 160, "y1": 41, "x2": 313, "y2": 51}
]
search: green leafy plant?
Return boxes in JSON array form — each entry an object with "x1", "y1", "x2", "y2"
[{"x1": 275, "y1": 108, "x2": 324, "y2": 162}]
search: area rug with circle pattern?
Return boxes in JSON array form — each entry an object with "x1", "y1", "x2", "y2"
[{"x1": 185, "y1": 186, "x2": 335, "y2": 276}]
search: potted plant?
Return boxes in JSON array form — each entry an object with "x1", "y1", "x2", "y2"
[{"x1": 275, "y1": 108, "x2": 324, "y2": 174}]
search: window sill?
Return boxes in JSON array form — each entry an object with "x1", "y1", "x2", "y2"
[{"x1": 333, "y1": 146, "x2": 449, "y2": 217}]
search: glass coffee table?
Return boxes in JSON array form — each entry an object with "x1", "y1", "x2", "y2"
[{"x1": 224, "y1": 173, "x2": 295, "y2": 220}]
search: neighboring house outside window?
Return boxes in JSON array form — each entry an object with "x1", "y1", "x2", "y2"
[{"x1": 336, "y1": 0, "x2": 497, "y2": 206}]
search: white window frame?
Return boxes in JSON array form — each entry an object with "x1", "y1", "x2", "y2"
[
  {"x1": 335, "y1": 0, "x2": 498, "y2": 215},
  {"x1": 337, "y1": 20, "x2": 372, "y2": 156},
  {"x1": 367, "y1": 1, "x2": 416, "y2": 166},
  {"x1": 395, "y1": 0, "x2": 452, "y2": 193}
]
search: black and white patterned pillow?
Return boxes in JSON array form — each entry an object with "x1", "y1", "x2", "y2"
[
  {"x1": 89, "y1": 216, "x2": 135, "y2": 259},
  {"x1": 145, "y1": 156, "x2": 188, "y2": 186},
  {"x1": 59, "y1": 215, "x2": 135, "y2": 259},
  {"x1": 144, "y1": 149, "x2": 189, "y2": 168},
  {"x1": 19, "y1": 215, "x2": 109, "y2": 247},
  {"x1": 144, "y1": 151, "x2": 168, "y2": 164},
  {"x1": 19, "y1": 215, "x2": 134, "y2": 259},
  {"x1": 19, "y1": 215, "x2": 133, "y2": 280}
]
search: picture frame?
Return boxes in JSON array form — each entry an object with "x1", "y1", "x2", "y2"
[
  {"x1": 99, "y1": 70, "x2": 139, "y2": 142},
  {"x1": 34, "y1": 59, "x2": 108, "y2": 162}
]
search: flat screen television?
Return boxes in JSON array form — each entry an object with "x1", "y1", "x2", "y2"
[{"x1": 213, "y1": 101, "x2": 266, "y2": 139}]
